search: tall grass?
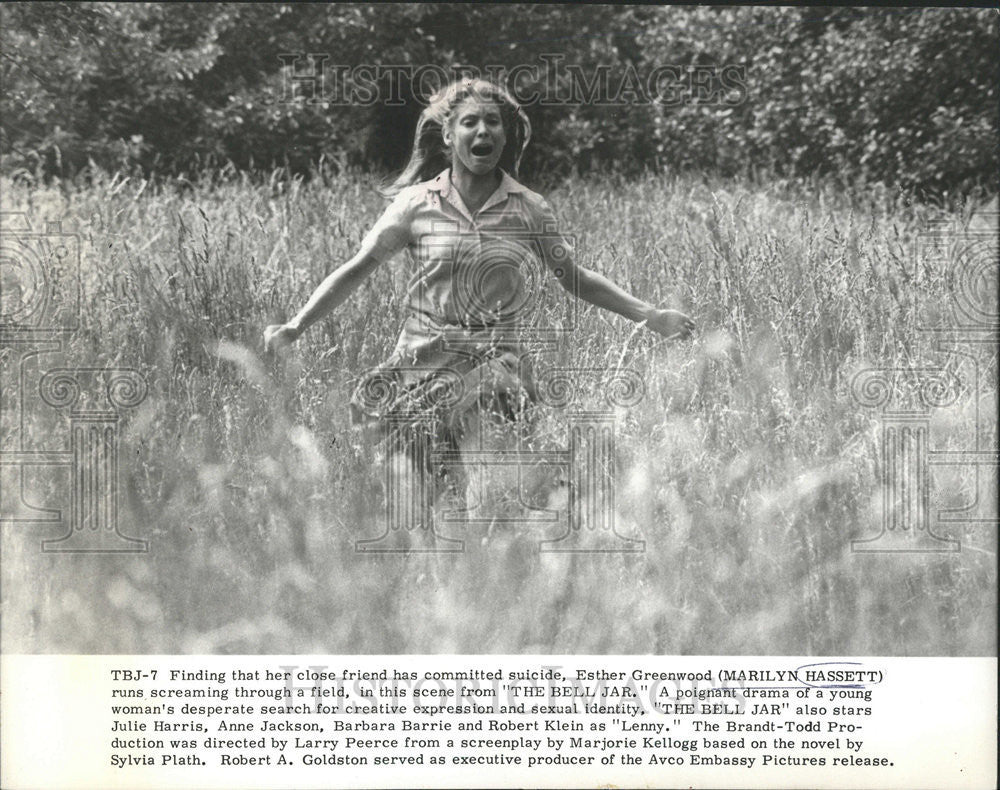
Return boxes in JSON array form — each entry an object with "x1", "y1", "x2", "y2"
[{"x1": 2, "y1": 167, "x2": 995, "y2": 655}]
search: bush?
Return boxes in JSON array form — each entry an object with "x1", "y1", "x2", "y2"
[{"x1": 640, "y1": 7, "x2": 998, "y2": 195}]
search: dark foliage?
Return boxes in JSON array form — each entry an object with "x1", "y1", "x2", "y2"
[{"x1": 2, "y1": 4, "x2": 996, "y2": 194}]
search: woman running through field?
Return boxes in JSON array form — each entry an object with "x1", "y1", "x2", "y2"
[{"x1": 264, "y1": 78, "x2": 694, "y2": 541}]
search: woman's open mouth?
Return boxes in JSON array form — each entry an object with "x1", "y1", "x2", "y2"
[{"x1": 470, "y1": 142, "x2": 494, "y2": 157}]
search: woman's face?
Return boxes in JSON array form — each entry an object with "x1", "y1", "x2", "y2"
[{"x1": 444, "y1": 97, "x2": 507, "y2": 177}]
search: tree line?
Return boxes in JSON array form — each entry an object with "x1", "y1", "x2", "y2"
[{"x1": 2, "y1": 4, "x2": 996, "y2": 195}]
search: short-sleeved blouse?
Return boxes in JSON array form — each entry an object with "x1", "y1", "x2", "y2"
[{"x1": 350, "y1": 168, "x2": 570, "y2": 432}]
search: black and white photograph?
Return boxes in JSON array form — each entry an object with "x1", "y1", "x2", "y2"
[{"x1": 1, "y1": 4, "x2": 997, "y2": 789}]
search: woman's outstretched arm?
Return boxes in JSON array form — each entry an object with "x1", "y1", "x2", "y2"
[
  {"x1": 540, "y1": 235, "x2": 695, "y2": 340},
  {"x1": 264, "y1": 254, "x2": 378, "y2": 351},
  {"x1": 264, "y1": 198, "x2": 412, "y2": 352}
]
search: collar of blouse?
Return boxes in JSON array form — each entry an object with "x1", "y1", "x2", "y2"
[{"x1": 428, "y1": 168, "x2": 525, "y2": 222}]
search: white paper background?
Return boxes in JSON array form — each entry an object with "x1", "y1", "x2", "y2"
[{"x1": 2, "y1": 654, "x2": 996, "y2": 789}]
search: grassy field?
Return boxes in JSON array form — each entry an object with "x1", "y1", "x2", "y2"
[{"x1": 1, "y1": 167, "x2": 996, "y2": 655}]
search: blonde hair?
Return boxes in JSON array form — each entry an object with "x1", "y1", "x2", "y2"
[{"x1": 383, "y1": 78, "x2": 531, "y2": 197}]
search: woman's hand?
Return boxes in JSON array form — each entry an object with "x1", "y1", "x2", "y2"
[
  {"x1": 644, "y1": 308, "x2": 695, "y2": 340},
  {"x1": 263, "y1": 323, "x2": 300, "y2": 353}
]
